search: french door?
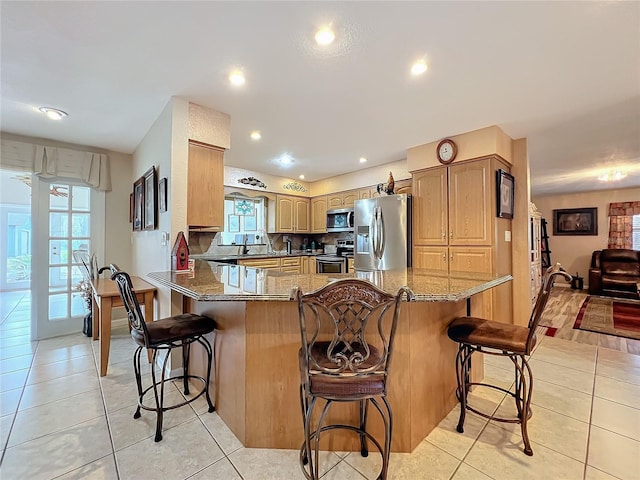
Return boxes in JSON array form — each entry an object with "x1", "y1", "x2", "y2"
[{"x1": 32, "y1": 176, "x2": 104, "y2": 339}]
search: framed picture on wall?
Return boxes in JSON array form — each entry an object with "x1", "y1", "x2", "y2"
[
  {"x1": 143, "y1": 166, "x2": 157, "y2": 230},
  {"x1": 496, "y1": 169, "x2": 515, "y2": 219},
  {"x1": 553, "y1": 207, "x2": 598, "y2": 235},
  {"x1": 159, "y1": 177, "x2": 168, "y2": 213},
  {"x1": 133, "y1": 177, "x2": 144, "y2": 231}
]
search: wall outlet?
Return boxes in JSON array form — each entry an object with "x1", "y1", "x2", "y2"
[
  {"x1": 505, "y1": 230, "x2": 511, "y2": 242},
  {"x1": 283, "y1": 235, "x2": 289, "y2": 241}
]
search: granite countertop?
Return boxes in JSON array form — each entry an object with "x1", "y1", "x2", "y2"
[
  {"x1": 147, "y1": 260, "x2": 512, "y2": 302},
  {"x1": 191, "y1": 251, "x2": 322, "y2": 261}
]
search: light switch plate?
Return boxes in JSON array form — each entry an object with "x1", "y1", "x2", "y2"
[{"x1": 505, "y1": 230, "x2": 511, "y2": 242}]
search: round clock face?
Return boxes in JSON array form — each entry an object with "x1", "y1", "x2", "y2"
[{"x1": 437, "y1": 139, "x2": 457, "y2": 164}]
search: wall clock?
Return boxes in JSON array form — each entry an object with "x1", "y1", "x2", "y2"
[{"x1": 436, "y1": 138, "x2": 458, "y2": 165}]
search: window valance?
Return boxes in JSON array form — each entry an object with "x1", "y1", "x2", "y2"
[
  {"x1": 0, "y1": 139, "x2": 111, "y2": 191},
  {"x1": 608, "y1": 201, "x2": 640, "y2": 217}
]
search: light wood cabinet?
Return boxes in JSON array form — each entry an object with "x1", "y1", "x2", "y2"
[
  {"x1": 394, "y1": 178, "x2": 412, "y2": 195},
  {"x1": 238, "y1": 258, "x2": 280, "y2": 269},
  {"x1": 348, "y1": 257, "x2": 354, "y2": 272},
  {"x1": 276, "y1": 195, "x2": 310, "y2": 233},
  {"x1": 187, "y1": 141, "x2": 224, "y2": 229},
  {"x1": 311, "y1": 196, "x2": 327, "y2": 233},
  {"x1": 448, "y1": 161, "x2": 492, "y2": 246},
  {"x1": 413, "y1": 246, "x2": 448, "y2": 271},
  {"x1": 327, "y1": 190, "x2": 358, "y2": 208},
  {"x1": 280, "y1": 257, "x2": 302, "y2": 273},
  {"x1": 412, "y1": 156, "x2": 512, "y2": 322},
  {"x1": 358, "y1": 187, "x2": 375, "y2": 200},
  {"x1": 302, "y1": 256, "x2": 316, "y2": 274}
]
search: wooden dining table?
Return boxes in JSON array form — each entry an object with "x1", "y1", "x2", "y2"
[{"x1": 90, "y1": 275, "x2": 156, "y2": 376}]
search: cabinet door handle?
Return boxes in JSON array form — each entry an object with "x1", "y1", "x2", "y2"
[
  {"x1": 450, "y1": 253, "x2": 454, "y2": 261},
  {"x1": 442, "y1": 231, "x2": 446, "y2": 241},
  {"x1": 442, "y1": 253, "x2": 446, "y2": 260}
]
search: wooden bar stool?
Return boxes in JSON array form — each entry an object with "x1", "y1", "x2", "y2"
[
  {"x1": 296, "y1": 278, "x2": 411, "y2": 480},
  {"x1": 447, "y1": 264, "x2": 571, "y2": 455},
  {"x1": 109, "y1": 265, "x2": 216, "y2": 442}
]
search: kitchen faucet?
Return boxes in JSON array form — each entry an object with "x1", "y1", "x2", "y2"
[{"x1": 238, "y1": 234, "x2": 250, "y2": 255}]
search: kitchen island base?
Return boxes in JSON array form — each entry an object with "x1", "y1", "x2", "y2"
[{"x1": 185, "y1": 293, "x2": 488, "y2": 453}]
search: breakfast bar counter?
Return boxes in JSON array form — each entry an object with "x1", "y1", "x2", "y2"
[{"x1": 148, "y1": 260, "x2": 512, "y2": 453}]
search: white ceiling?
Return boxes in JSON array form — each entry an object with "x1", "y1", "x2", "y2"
[{"x1": 1, "y1": 1, "x2": 639, "y2": 196}]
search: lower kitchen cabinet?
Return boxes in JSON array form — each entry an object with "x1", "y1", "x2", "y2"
[{"x1": 413, "y1": 246, "x2": 492, "y2": 273}]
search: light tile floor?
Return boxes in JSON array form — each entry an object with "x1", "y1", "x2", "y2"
[{"x1": 0, "y1": 291, "x2": 639, "y2": 479}]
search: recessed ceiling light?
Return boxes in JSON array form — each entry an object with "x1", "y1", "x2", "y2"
[
  {"x1": 359, "y1": 157, "x2": 367, "y2": 164},
  {"x1": 229, "y1": 70, "x2": 246, "y2": 86},
  {"x1": 250, "y1": 131, "x2": 261, "y2": 140},
  {"x1": 411, "y1": 59, "x2": 428, "y2": 76},
  {"x1": 39, "y1": 107, "x2": 68, "y2": 120},
  {"x1": 299, "y1": 174, "x2": 305, "y2": 180},
  {"x1": 315, "y1": 26, "x2": 335, "y2": 46}
]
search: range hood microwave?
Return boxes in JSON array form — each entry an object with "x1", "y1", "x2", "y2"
[{"x1": 326, "y1": 207, "x2": 354, "y2": 232}]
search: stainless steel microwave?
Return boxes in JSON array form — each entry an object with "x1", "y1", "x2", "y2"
[{"x1": 326, "y1": 208, "x2": 354, "y2": 232}]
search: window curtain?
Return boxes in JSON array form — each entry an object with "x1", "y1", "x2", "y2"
[
  {"x1": 1, "y1": 139, "x2": 111, "y2": 191},
  {"x1": 607, "y1": 201, "x2": 640, "y2": 249}
]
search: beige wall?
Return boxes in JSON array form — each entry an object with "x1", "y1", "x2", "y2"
[
  {"x1": 532, "y1": 187, "x2": 640, "y2": 282},
  {"x1": 310, "y1": 159, "x2": 410, "y2": 196}
]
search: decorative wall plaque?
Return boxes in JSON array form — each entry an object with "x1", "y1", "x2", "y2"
[
  {"x1": 283, "y1": 181, "x2": 307, "y2": 193},
  {"x1": 237, "y1": 176, "x2": 266, "y2": 189}
]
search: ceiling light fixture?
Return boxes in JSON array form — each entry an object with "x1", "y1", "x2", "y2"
[
  {"x1": 250, "y1": 131, "x2": 261, "y2": 140},
  {"x1": 229, "y1": 70, "x2": 246, "y2": 86},
  {"x1": 359, "y1": 157, "x2": 367, "y2": 164},
  {"x1": 315, "y1": 26, "x2": 335, "y2": 46},
  {"x1": 411, "y1": 59, "x2": 428, "y2": 76},
  {"x1": 598, "y1": 170, "x2": 627, "y2": 182},
  {"x1": 39, "y1": 107, "x2": 68, "y2": 120},
  {"x1": 299, "y1": 174, "x2": 305, "y2": 180}
]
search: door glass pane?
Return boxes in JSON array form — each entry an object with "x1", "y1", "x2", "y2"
[
  {"x1": 49, "y1": 266, "x2": 68, "y2": 291},
  {"x1": 71, "y1": 213, "x2": 90, "y2": 237},
  {"x1": 50, "y1": 212, "x2": 69, "y2": 237},
  {"x1": 71, "y1": 292, "x2": 87, "y2": 317},
  {"x1": 71, "y1": 265, "x2": 83, "y2": 284},
  {"x1": 49, "y1": 293, "x2": 68, "y2": 319},
  {"x1": 49, "y1": 185, "x2": 69, "y2": 209},
  {"x1": 71, "y1": 239, "x2": 90, "y2": 255},
  {"x1": 49, "y1": 239, "x2": 68, "y2": 264},
  {"x1": 71, "y1": 186, "x2": 90, "y2": 211}
]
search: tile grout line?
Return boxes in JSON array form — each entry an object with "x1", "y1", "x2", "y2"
[
  {"x1": 0, "y1": 335, "x2": 37, "y2": 467},
  {"x1": 582, "y1": 347, "x2": 599, "y2": 480}
]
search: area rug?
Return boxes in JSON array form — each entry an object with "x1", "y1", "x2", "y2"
[{"x1": 573, "y1": 296, "x2": 640, "y2": 340}]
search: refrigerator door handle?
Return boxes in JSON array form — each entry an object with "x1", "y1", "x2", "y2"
[
  {"x1": 377, "y1": 207, "x2": 385, "y2": 260},
  {"x1": 370, "y1": 209, "x2": 378, "y2": 260}
]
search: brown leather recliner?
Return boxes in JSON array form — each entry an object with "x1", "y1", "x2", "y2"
[{"x1": 588, "y1": 249, "x2": 640, "y2": 299}]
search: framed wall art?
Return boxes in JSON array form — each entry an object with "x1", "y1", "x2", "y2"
[
  {"x1": 143, "y1": 166, "x2": 157, "y2": 230},
  {"x1": 133, "y1": 177, "x2": 144, "y2": 231},
  {"x1": 159, "y1": 177, "x2": 167, "y2": 213},
  {"x1": 496, "y1": 169, "x2": 515, "y2": 219},
  {"x1": 553, "y1": 207, "x2": 598, "y2": 236}
]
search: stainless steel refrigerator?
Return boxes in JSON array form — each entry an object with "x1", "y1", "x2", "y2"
[{"x1": 354, "y1": 194, "x2": 412, "y2": 271}]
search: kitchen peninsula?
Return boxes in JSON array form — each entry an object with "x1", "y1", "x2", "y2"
[{"x1": 148, "y1": 260, "x2": 512, "y2": 453}]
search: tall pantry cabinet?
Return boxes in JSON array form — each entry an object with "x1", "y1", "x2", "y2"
[
  {"x1": 412, "y1": 156, "x2": 512, "y2": 322},
  {"x1": 187, "y1": 141, "x2": 224, "y2": 230}
]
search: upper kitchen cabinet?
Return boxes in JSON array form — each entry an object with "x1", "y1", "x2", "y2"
[
  {"x1": 187, "y1": 141, "x2": 224, "y2": 229},
  {"x1": 311, "y1": 196, "x2": 327, "y2": 233},
  {"x1": 327, "y1": 190, "x2": 358, "y2": 209},
  {"x1": 413, "y1": 159, "x2": 493, "y2": 247},
  {"x1": 394, "y1": 178, "x2": 412, "y2": 195},
  {"x1": 276, "y1": 195, "x2": 310, "y2": 233}
]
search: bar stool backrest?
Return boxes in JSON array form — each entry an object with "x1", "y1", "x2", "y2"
[
  {"x1": 297, "y1": 279, "x2": 409, "y2": 381},
  {"x1": 525, "y1": 263, "x2": 573, "y2": 354},
  {"x1": 107, "y1": 264, "x2": 151, "y2": 348}
]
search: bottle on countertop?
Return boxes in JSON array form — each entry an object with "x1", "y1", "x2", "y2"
[{"x1": 310, "y1": 240, "x2": 316, "y2": 251}]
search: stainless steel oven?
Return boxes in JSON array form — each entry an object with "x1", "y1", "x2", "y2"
[{"x1": 316, "y1": 255, "x2": 347, "y2": 274}]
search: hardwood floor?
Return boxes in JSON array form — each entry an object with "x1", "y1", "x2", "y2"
[{"x1": 540, "y1": 287, "x2": 640, "y2": 355}]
